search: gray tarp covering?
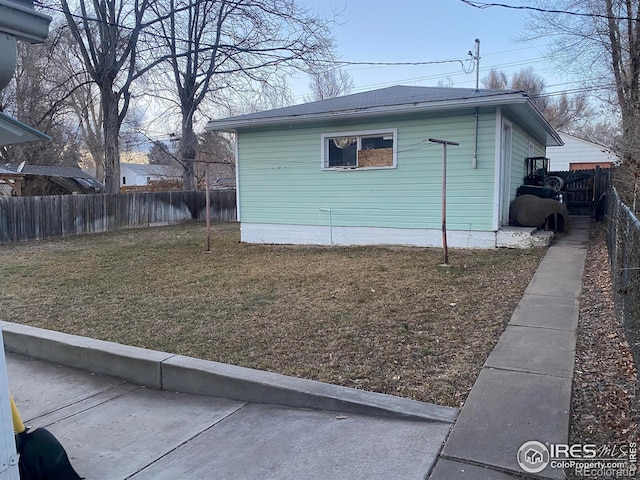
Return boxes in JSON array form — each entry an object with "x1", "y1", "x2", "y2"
[{"x1": 509, "y1": 194, "x2": 570, "y2": 232}]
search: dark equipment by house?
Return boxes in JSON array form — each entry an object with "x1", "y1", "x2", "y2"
[
  {"x1": 518, "y1": 157, "x2": 564, "y2": 200},
  {"x1": 509, "y1": 194, "x2": 570, "y2": 232},
  {"x1": 10, "y1": 395, "x2": 83, "y2": 480},
  {"x1": 516, "y1": 157, "x2": 611, "y2": 220}
]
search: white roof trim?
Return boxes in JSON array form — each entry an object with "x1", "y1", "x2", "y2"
[
  {"x1": 0, "y1": 111, "x2": 50, "y2": 146},
  {"x1": 0, "y1": 0, "x2": 51, "y2": 42},
  {"x1": 207, "y1": 93, "x2": 531, "y2": 131},
  {"x1": 208, "y1": 93, "x2": 563, "y2": 147}
]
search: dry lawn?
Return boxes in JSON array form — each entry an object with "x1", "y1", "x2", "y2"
[{"x1": 0, "y1": 222, "x2": 546, "y2": 407}]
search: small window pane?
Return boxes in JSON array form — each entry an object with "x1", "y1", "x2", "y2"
[
  {"x1": 328, "y1": 137, "x2": 357, "y2": 167},
  {"x1": 361, "y1": 136, "x2": 393, "y2": 150}
]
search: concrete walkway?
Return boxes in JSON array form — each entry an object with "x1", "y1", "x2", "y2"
[
  {"x1": 1, "y1": 218, "x2": 589, "y2": 480},
  {"x1": 3, "y1": 326, "x2": 457, "y2": 479},
  {"x1": 431, "y1": 217, "x2": 589, "y2": 479}
]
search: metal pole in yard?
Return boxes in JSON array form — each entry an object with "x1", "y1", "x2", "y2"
[
  {"x1": 205, "y1": 161, "x2": 211, "y2": 252},
  {"x1": 429, "y1": 138, "x2": 459, "y2": 266}
]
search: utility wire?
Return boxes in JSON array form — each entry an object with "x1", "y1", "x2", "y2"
[
  {"x1": 36, "y1": 1, "x2": 480, "y2": 77},
  {"x1": 36, "y1": 0, "x2": 615, "y2": 135},
  {"x1": 334, "y1": 59, "x2": 470, "y2": 68},
  {"x1": 460, "y1": 0, "x2": 640, "y2": 21}
]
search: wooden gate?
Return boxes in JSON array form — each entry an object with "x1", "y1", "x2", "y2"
[{"x1": 549, "y1": 167, "x2": 611, "y2": 216}]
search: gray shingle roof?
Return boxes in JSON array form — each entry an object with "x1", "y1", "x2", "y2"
[
  {"x1": 3, "y1": 164, "x2": 95, "y2": 179},
  {"x1": 0, "y1": 166, "x2": 20, "y2": 175},
  {"x1": 207, "y1": 85, "x2": 526, "y2": 129}
]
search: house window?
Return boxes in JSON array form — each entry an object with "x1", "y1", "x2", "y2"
[
  {"x1": 122, "y1": 177, "x2": 126, "y2": 185},
  {"x1": 322, "y1": 129, "x2": 397, "y2": 169}
]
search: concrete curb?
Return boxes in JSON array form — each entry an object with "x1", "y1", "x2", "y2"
[{"x1": 1, "y1": 321, "x2": 458, "y2": 424}]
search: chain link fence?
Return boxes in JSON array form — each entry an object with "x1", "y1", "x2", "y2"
[{"x1": 607, "y1": 186, "x2": 640, "y2": 368}]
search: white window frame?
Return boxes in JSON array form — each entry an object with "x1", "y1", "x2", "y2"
[{"x1": 321, "y1": 128, "x2": 398, "y2": 170}]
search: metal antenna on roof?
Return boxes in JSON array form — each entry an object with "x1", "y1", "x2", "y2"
[{"x1": 468, "y1": 39, "x2": 481, "y2": 92}]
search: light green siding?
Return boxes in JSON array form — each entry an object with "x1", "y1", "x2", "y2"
[
  {"x1": 509, "y1": 119, "x2": 546, "y2": 201},
  {"x1": 237, "y1": 110, "x2": 499, "y2": 231}
]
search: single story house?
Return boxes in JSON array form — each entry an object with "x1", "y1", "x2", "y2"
[
  {"x1": 120, "y1": 163, "x2": 182, "y2": 188},
  {"x1": 206, "y1": 85, "x2": 563, "y2": 248},
  {"x1": 547, "y1": 132, "x2": 618, "y2": 171}
]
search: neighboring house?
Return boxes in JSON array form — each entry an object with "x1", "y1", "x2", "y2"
[
  {"x1": 547, "y1": 132, "x2": 618, "y2": 171},
  {"x1": 120, "y1": 163, "x2": 182, "y2": 187},
  {"x1": 206, "y1": 85, "x2": 562, "y2": 248},
  {"x1": 1, "y1": 163, "x2": 102, "y2": 195}
]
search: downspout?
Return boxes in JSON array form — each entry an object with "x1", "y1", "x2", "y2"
[
  {"x1": 233, "y1": 129, "x2": 240, "y2": 223},
  {"x1": 473, "y1": 107, "x2": 479, "y2": 169},
  {"x1": 472, "y1": 39, "x2": 480, "y2": 169}
]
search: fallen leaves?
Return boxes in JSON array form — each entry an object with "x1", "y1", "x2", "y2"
[{"x1": 570, "y1": 224, "x2": 639, "y2": 460}]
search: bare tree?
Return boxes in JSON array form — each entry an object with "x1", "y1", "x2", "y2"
[
  {"x1": 543, "y1": 92, "x2": 591, "y2": 133},
  {"x1": 0, "y1": 24, "x2": 83, "y2": 168},
  {"x1": 148, "y1": 140, "x2": 178, "y2": 166},
  {"x1": 54, "y1": 27, "x2": 105, "y2": 180},
  {"x1": 510, "y1": 67, "x2": 548, "y2": 112},
  {"x1": 233, "y1": 81, "x2": 295, "y2": 114},
  {"x1": 305, "y1": 66, "x2": 353, "y2": 101},
  {"x1": 60, "y1": 0, "x2": 162, "y2": 193},
  {"x1": 482, "y1": 68, "x2": 508, "y2": 90},
  {"x1": 148, "y1": 0, "x2": 335, "y2": 190},
  {"x1": 193, "y1": 130, "x2": 235, "y2": 188},
  {"x1": 482, "y1": 67, "x2": 591, "y2": 132},
  {"x1": 436, "y1": 76, "x2": 455, "y2": 88},
  {"x1": 523, "y1": 0, "x2": 640, "y2": 206}
]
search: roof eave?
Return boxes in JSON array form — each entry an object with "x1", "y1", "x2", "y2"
[
  {"x1": 208, "y1": 93, "x2": 563, "y2": 147},
  {"x1": 0, "y1": 111, "x2": 50, "y2": 146},
  {"x1": 0, "y1": 0, "x2": 51, "y2": 42},
  {"x1": 521, "y1": 101, "x2": 563, "y2": 147},
  {"x1": 206, "y1": 93, "x2": 531, "y2": 132}
]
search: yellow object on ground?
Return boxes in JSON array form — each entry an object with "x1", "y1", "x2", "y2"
[{"x1": 10, "y1": 395, "x2": 25, "y2": 433}]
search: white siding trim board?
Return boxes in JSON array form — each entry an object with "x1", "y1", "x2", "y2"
[
  {"x1": 492, "y1": 106, "x2": 503, "y2": 231},
  {"x1": 241, "y1": 222, "x2": 497, "y2": 248},
  {"x1": 234, "y1": 129, "x2": 240, "y2": 222}
]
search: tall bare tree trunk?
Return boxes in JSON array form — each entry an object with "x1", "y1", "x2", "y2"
[
  {"x1": 102, "y1": 87, "x2": 121, "y2": 194},
  {"x1": 181, "y1": 113, "x2": 197, "y2": 191},
  {"x1": 93, "y1": 150, "x2": 105, "y2": 184}
]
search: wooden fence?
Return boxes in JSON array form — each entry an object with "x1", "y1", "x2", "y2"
[
  {"x1": 549, "y1": 167, "x2": 611, "y2": 216},
  {"x1": 0, "y1": 190, "x2": 236, "y2": 244}
]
